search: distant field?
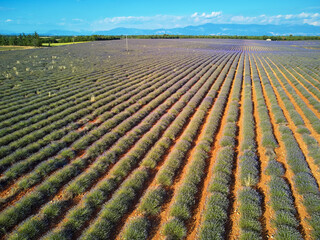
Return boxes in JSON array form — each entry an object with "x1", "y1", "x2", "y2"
[
  {"x1": 0, "y1": 45, "x2": 36, "y2": 51},
  {"x1": 0, "y1": 41, "x2": 89, "y2": 51},
  {"x1": 42, "y1": 41, "x2": 90, "y2": 46},
  {"x1": 0, "y1": 39, "x2": 320, "y2": 240}
]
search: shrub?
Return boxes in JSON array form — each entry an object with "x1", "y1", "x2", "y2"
[
  {"x1": 274, "y1": 225, "x2": 303, "y2": 240},
  {"x1": 138, "y1": 187, "x2": 166, "y2": 216},
  {"x1": 121, "y1": 216, "x2": 149, "y2": 240},
  {"x1": 265, "y1": 159, "x2": 285, "y2": 177},
  {"x1": 162, "y1": 218, "x2": 187, "y2": 240}
]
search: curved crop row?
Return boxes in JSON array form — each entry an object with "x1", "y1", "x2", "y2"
[
  {"x1": 235, "y1": 54, "x2": 263, "y2": 240},
  {"x1": 263, "y1": 57, "x2": 320, "y2": 134},
  {"x1": 76, "y1": 52, "x2": 239, "y2": 240},
  {"x1": 0, "y1": 54, "x2": 190, "y2": 148},
  {"x1": 258, "y1": 57, "x2": 320, "y2": 180},
  {"x1": 250, "y1": 54, "x2": 303, "y2": 239},
  {"x1": 198, "y1": 52, "x2": 244, "y2": 240},
  {"x1": 0, "y1": 55, "x2": 214, "y2": 201},
  {"x1": 38, "y1": 53, "x2": 230, "y2": 240},
  {"x1": 69, "y1": 52, "x2": 236, "y2": 240},
  {"x1": 0, "y1": 52, "x2": 218, "y2": 236},
  {"x1": 0, "y1": 55, "x2": 202, "y2": 185},
  {"x1": 256, "y1": 55, "x2": 320, "y2": 239},
  {"x1": 161, "y1": 52, "x2": 241, "y2": 239},
  {"x1": 0, "y1": 55, "x2": 181, "y2": 137},
  {"x1": 0, "y1": 52, "x2": 160, "y2": 109}
]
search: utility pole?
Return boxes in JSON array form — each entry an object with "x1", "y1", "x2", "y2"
[{"x1": 126, "y1": 35, "x2": 128, "y2": 52}]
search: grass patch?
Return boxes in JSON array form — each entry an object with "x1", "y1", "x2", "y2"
[{"x1": 0, "y1": 45, "x2": 36, "y2": 51}]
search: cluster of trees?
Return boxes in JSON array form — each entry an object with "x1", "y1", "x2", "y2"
[
  {"x1": 0, "y1": 33, "x2": 120, "y2": 47},
  {"x1": 0, "y1": 32, "x2": 41, "y2": 47},
  {"x1": 41, "y1": 35, "x2": 120, "y2": 44},
  {"x1": 1, "y1": 32, "x2": 319, "y2": 47}
]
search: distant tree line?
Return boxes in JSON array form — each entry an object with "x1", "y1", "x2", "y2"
[
  {"x1": 0, "y1": 33, "x2": 120, "y2": 46},
  {"x1": 0, "y1": 32, "x2": 41, "y2": 46},
  {"x1": 41, "y1": 35, "x2": 120, "y2": 44},
  {"x1": 1, "y1": 32, "x2": 319, "y2": 46}
]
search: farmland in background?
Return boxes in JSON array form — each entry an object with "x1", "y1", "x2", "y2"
[
  {"x1": 41, "y1": 42, "x2": 89, "y2": 47},
  {"x1": 0, "y1": 38, "x2": 320, "y2": 240}
]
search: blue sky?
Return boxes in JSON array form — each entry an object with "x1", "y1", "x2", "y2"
[{"x1": 0, "y1": 0, "x2": 320, "y2": 33}]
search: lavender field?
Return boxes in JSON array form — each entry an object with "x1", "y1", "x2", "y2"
[{"x1": 0, "y1": 39, "x2": 320, "y2": 240}]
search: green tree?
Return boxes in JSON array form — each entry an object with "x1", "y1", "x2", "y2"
[{"x1": 33, "y1": 32, "x2": 41, "y2": 47}]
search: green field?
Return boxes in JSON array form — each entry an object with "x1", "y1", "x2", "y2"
[{"x1": 42, "y1": 41, "x2": 90, "y2": 47}]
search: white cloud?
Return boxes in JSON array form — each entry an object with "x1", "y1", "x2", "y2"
[
  {"x1": 90, "y1": 11, "x2": 320, "y2": 31},
  {"x1": 303, "y1": 19, "x2": 320, "y2": 26},
  {"x1": 298, "y1": 12, "x2": 311, "y2": 18},
  {"x1": 92, "y1": 14, "x2": 191, "y2": 30},
  {"x1": 5, "y1": 19, "x2": 13, "y2": 22},
  {"x1": 191, "y1": 12, "x2": 198, "y2": 18},
  {"x1": 228, "y1": 12, "x2": 320, "y2": 25},
  {"x1": 309, "y1": 21, "x2": 320, "y2": 26},
  {"x1": 230, "y1": 15, "x2": 257, "y2": 23},
  {"x1": 191, "y1": 11, "x2": 222, "y2": 18}
]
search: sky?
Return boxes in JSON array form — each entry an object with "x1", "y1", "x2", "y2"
[{"x1": 0, "y1": 0, "x2": 320, "y2": 33}]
